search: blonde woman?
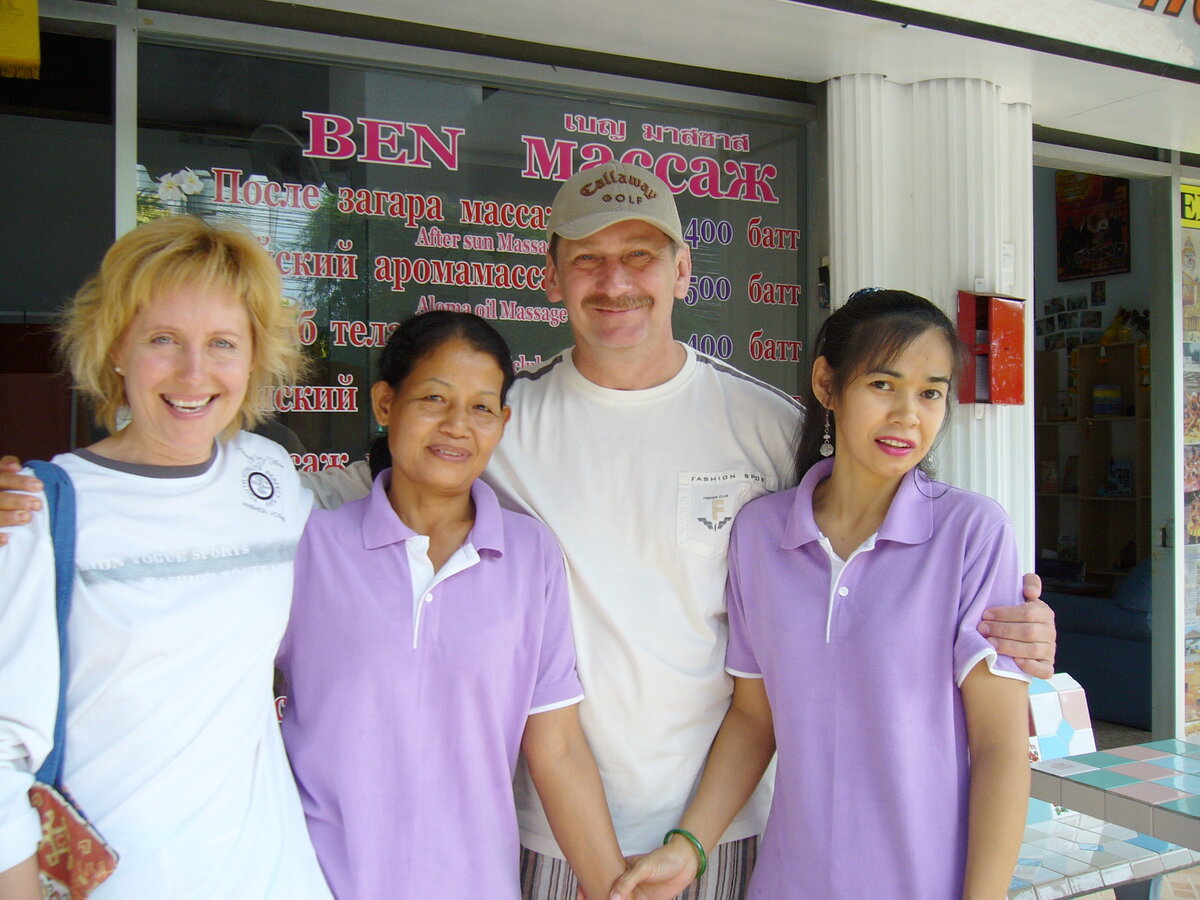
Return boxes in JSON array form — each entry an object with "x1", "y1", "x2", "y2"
[{"x1": 0, "y1": 217, "x2": 331, "y2": 899}]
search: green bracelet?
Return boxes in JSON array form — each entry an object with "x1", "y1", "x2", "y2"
[{"x1": 663, "y1": 827, "x2": 707, "y2": 879}]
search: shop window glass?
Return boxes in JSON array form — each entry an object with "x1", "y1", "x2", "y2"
[
  {"x1": 138, "y1": 42, "x2": 807, "y2": 465},
  {"x1": 0, "y1": 32, "x2": 114, "y2": 323}
]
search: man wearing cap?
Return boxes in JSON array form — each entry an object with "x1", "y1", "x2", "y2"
[
  {"x1": 0, "y1": 163, "x2": 1055, "y2": 899},
  {"x1": 496, "y1": 163, "x2": 1052, "y2": 900},
  {"x1": 500, "y1": 163, "x2": 802, "y2": 897}
]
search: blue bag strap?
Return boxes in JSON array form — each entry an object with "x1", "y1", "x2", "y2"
[{"x1": 28, "y1": 460, "x2": 76, "y2": 790}]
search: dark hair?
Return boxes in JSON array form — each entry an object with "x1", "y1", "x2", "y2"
[
  {"x1": 368, "y1": 311, "x2": 514, "y2": 478},
  {"x1": 794, "y1": 288, "x2": 965, "y2": 480}
]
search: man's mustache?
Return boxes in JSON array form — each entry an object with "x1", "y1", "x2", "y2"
[{"x1": 581, "y1": 293, "x2": 653, "y2": 311}]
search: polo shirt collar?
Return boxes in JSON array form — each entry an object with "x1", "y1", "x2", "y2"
[
  {"x1": 465, "y1": 478, "x2": 505, "y2": 555},
  {"x1": 360, "y1": 469, "x2": 507, "y2": 556},
  {"x1": 782, "y1": 457, "x2": 934, "y2": 549},
  {"x1": 878, "y1": 467, "x2": 935, "y2": 545}
]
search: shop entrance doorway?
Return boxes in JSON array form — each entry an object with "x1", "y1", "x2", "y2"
[{"x1": 1030, "y1": 155, "x2": 1175, "y2": 738}]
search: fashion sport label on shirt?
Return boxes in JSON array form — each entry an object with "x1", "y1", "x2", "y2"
[{"x1": 677, "y1": 469, "x2": 772, "y2": 558}]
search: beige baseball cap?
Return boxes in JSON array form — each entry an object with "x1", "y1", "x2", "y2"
[{"x1": 547, "y1": 162, "x2": 685, "y2": 247}]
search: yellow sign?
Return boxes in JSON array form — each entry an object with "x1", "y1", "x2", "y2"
[
  {"x1": 0, "y1": 0, "x2": 39, "y2": 80},
  {"x1": 1183, "y1": 184, "x2": 1200, "y2": 229}
]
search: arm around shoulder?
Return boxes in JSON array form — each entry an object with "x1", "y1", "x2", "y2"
[
  {"x1": 961, "y1": 510, "x2": 1056, "y2": 677},
  {"x1": 979, "y1": 577, "x2": 1056, "y2": 679},
  {"x1": 299, "y1": 459, "x2": 372, "y2": 511},
  {"x1": 0, "y1": 458, "x2": 43, "y2": 541}
]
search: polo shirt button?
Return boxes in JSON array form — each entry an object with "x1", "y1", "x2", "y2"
[
  {"x1": 837, "y1": 586, "x2": 849, "y2": 597},
  {"x1": 423, "y1": 593, "x2": 433, "y2": 603}
]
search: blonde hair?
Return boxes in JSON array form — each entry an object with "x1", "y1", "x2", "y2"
[{"x1": 60, "y1": 215, "x2": 308, "y2": 437}]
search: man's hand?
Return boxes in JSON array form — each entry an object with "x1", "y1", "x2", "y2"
[
  {"x1": 978, "y1": 573, "x2": 1057, "y2": 679},
  {"x1": 0, "y1": 456, "x2": 40, "y2": 545}
]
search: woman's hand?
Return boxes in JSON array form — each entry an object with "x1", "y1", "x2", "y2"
[{"x1": 609, "y1": 839, "x2": 700, "y2": 900}]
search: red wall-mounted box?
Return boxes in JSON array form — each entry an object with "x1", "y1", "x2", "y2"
[{"x1": 957, "y1": 290, "x2": 1025, "y2": 405}]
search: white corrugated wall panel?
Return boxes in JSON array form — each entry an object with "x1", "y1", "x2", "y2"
[{"x1": 826, "y1": 74, "x2": 1035, "y2": 564}]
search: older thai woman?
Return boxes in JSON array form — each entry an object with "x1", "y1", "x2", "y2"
[{"x1": 0, "y1": 216, "x2": 331, "y2": 899}]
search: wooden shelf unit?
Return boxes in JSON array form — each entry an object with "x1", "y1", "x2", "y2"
[{"x1": 1034, "y1": 342, "x2": 1150, "y2": 590}]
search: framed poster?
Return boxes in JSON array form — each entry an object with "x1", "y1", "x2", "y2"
[{"x1": 1055, "y1": 171, "x2": 1131, "y2": 282}]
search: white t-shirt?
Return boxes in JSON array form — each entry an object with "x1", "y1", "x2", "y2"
[
  {"x1": 493, "y1": 345, "x2": 800, "y2": 856},
  {"x1": 0, "y1": 432, "x2": 331, "y2": 899}
]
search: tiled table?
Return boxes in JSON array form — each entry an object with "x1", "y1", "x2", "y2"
[
  {"x1": 1031, "y1": 740, "x2": 1200, "y2": 852},
  {"x1": 1011, "y1": 811, "x2": 1199, "y2": 899},
  {"x1": 1014, "y1": 680, "x2": 1200, "y2": 896}
]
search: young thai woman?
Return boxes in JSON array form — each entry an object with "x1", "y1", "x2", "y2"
[{"x1": 612, "y1": 289, "x2": 1031, "y2": 900}]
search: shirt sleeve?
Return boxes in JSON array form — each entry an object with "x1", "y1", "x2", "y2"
[
  {"x1": 529, "y1": 533, "x2": 584, "y2": 715},
  {"x1": 953, "y1": 513, "x2": 1030, "y2": 686},
  {"x1": 300, "y1": 460, "x2": 371, "y2": 511},
  {"x1": 724, "y1": 524, "x2": 763, "y2": 678},
  {"x1": 0, "y1": 477, "x2": 58, "y2": 872}
]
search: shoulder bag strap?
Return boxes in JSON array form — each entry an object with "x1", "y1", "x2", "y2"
[{"x1": 28, "y1": 460, "x2": 76, "y2": 790}]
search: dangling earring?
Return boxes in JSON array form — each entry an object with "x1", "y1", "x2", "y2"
[
  {"x1": 819, "y1": 408, "x2": 834, "y2": 458},
  {"x1": 925, "y1": 450, "x2": 936, "y2": 469}
]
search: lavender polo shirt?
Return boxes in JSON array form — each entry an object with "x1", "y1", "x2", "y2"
[
  {"x1": 277, "y1": 472, "x2": 583, "y2": 900},
  {"x1": 725, "y1": 458, "x2": 1029, "y2": 900}
]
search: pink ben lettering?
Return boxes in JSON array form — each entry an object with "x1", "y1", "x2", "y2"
[{"x1": 303, "y1": 111, "x2": 464, "y2": 170}]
